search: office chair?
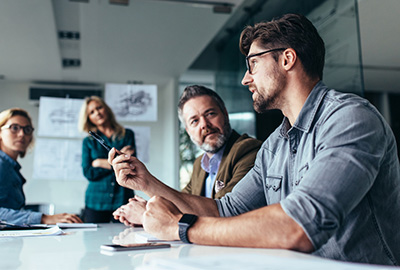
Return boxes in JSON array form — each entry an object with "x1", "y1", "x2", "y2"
[{"x1": 24, "y1": 203, "x2": 55, "y2": 215}]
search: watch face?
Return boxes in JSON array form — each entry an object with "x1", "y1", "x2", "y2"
[{"x1": 179, "y1": 214, "x2": 197, "y2": 225}]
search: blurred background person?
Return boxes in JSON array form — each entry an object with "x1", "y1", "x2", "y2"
[
  {"x1": 79, "y1": 96, "x2": 136, "y2": 223},
  {"x1": 0, "y1": 108, "x2": 82, "y2": 225}
]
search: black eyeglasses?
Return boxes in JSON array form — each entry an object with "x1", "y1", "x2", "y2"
[
  {"x1": 245, "y1": 48, "x2": 287, "y2": 74},
  {"x1": 1, "y1": 124, "x2": 34, "y2": 135}
]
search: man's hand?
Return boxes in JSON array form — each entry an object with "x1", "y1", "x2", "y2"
[
  {"x1": 113, "y1": 195, "x2": 147, "y2": 226},
  {"x1": 108, "y1": 148, "x2": 153, "y2": 191},
  {"x1": 41, "y1": 213, "x2": 82, "y2": 224},
  {"x1": 120, "y1": 145, "x2": 135, "y2": 156},
  {"x1": 142, "y1": 196, "x2": 182, "y2": 241}
]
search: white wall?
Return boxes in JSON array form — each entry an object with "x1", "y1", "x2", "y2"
[{"x1": 0, "y1": 80, "x2": 180, "y2": 214}]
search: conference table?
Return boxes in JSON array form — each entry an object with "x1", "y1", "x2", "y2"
[{"x1": 0, "y1": 223, "x2": 396, "y2": 270}]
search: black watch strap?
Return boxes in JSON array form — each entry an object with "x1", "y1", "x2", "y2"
[{"x1": 178, "y1": 214, "x2": 198, "y2": 244}]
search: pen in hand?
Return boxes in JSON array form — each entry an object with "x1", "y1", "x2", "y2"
[
  {"x1": 88, "y1": 131, "x2": 122, "y2": 164},
  {"x1": 88, "y1": 131, "x2": 112, "y2": 152}
]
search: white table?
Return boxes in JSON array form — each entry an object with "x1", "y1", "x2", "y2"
[{"x1": 0, "y1": 223, "x2": 395, "y2": 270}]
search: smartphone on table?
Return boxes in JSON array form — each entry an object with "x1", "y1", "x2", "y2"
[{"x1": 100, "y1": 243, "x2": 171, "y2": 252}]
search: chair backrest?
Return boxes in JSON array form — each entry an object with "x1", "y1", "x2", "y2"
[{"x1": 24, "y1": 203, "x2": 55, "y2": 215}]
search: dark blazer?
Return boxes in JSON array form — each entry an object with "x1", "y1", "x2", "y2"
[{"x1": 181, "y1": 130, "x2": 262, "y2": 199}]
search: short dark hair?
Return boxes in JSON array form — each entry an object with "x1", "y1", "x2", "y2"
[
  {"x1": 240, "y1": 13, "x2": 325, "y2": 80},
  {"x1": 178, "y1": 85, "x2": 227, "y2": 125}
]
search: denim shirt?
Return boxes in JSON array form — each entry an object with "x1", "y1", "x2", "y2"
[
  {"x1": 216, "y1": 82, "x2": 400, "y2": 265},
  {"x1": 0, "y1": 150, "x2": 42, "y2": 225}
]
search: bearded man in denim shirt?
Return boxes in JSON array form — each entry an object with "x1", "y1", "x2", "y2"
[{"x1": 110, "y1": 13, "x2": 400, "y2": 265}]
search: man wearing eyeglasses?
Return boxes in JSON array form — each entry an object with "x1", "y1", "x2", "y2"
[{"x1": 110, "y1": 13, "x2": 400, "y2": 265}]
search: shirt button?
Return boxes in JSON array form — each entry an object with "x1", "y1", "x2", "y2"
[
  {"x1": 111, "y1": 182, "x2": 115, "y2": 186},
  {"x1": 292, "y1": 148, "x2": 297, "y2": 154},
  {"x1": 109, "y1": 193, "x2": 114, "y2": 197}
]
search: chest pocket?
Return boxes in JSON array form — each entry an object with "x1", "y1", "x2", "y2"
[
  {"x1": 265, "y1": 175, "x2": 283, "y2": 205},
  {"x1": 295, "y1": 163, "x2": 309, "y2": 186}
]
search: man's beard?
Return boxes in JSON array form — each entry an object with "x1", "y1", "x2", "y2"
[
  {"x1": 191, "y1": 119, "x2": 231, "y2": 154},
  {"x1": 253, "y1": 65, "x2": 286, "y2": 113},
  {"x1": 253, "y1": 91, "x2": 278, "y2": 113}
]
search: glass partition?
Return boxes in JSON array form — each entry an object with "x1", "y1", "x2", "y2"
[{"x1": 179, "y1": 0, "x2": 365, "y2": 188}]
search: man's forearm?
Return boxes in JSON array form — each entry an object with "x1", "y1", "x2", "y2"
[
  {"x1": 187, "y1": 203, "x2": 314, "y2": 251},
  {"x1": 145, "y1": 177, "x2": 220, "y2": 217},
  {"x1": 109, "y1": 150, "x2": 220, "y2": 217}
]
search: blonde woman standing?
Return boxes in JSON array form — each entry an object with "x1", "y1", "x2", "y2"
[{"x1": 79, "y1": 96, "x2": 136, "y2": 223}]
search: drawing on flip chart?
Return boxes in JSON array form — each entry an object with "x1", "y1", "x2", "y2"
[
  {"x1": 49, "y1": 108, "x2": 77, "y2": 124},
  {"x1": 32, "y1": 138, "x2": 85, "y2": 181},
  {"x1": 38, "y1": 97, "x2": 85, "y2": 138},
  {"x1": 105, "y1": 83, "x2": 157, "y2": 122},
  {"x1": 115, "y1": 90, "x2": 152, "y2": 117}
]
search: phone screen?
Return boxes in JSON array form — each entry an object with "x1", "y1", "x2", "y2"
[{"x1": 100, "y1": 243, "x2": 171, "y2": 252}]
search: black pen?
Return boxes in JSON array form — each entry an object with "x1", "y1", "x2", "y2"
[{"x1": 88, "y1": 131, "x2": 112, "y2": 152}]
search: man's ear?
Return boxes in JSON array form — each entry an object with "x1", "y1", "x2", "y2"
[
  {"x1": 282, "y1": 48, "x2": 297, "y2": 71},
  {"x1": 223, "y1": 108, "x2": 229, "y2": 119}
]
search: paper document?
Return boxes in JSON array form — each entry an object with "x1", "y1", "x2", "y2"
[
  {"x1": 56, "y1": 223, "x2": 98, "y2": 229},
  {"x1": 0, "y1": 226, "x2": 63, "y2": 238}
]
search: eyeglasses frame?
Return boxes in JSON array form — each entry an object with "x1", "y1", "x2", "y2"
[
  {"x1": 1, "y1": 124, "x2": 34, "y2": 135},
  {"x1": 245, "y1": 48, "x2": 287, "y2": 74}
]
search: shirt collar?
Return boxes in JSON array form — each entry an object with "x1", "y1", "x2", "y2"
[
  {"x1": 280, "y1": 81, "x2": 329, "y2": 136},
  {"x1": 200, "y1": 144, "x2": 226, "y2": 174},
  {"x1": 0, "y1": 149, "x2": 21, "y2": 171}
]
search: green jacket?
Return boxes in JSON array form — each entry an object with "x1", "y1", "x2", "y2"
[
  {"x1": 82, "y1": 129, "x2": 135, "y2": 211},
  {"x1": 182, "y1": 130, "x2": 261, "y2": 199}
]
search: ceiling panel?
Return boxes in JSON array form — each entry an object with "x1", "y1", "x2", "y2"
[
  {"x1": 0, "y1": 0, "x2": 61, "y2": 81},
  {"x1": 0, "y1": 0, "x2": 243, "y2": 86}
]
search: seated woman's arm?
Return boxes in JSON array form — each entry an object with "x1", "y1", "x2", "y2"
[{"x1": 0, "y1": 207, "x2": 42, "y2": 225}]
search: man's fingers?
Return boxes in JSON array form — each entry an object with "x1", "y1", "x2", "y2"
[
  {"x1": 107, "y1": 147, "x2": 117, "y2": 164},
  {"x1": 108, "y1": 148, "x2": 128, "y2": 164},
  {"x1": 134, "y1": 195, "x2": 147, "y2": 203},
  {"x1": 111, "y1": 154, "x2": 131, "y2": 166}
]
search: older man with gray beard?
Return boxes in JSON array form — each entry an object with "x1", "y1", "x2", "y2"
[
  {"x1": 178, "y1": 85, "x2": 261, "y2": 199},
  {"x1": 112, "y1": 85, "x2": 261, "y2": 226}
]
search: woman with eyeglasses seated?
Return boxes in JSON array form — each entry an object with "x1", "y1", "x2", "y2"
[{"x1": 0, "y1": 108, "x2": 82, "y2": 225}]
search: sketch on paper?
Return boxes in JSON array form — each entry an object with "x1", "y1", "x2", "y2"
[
  {"x1": 32, "y1": 138, "x2": 85, "y2": 181},
  {"x1": 116, "y1": 90, "x2": 152, "y2": 117},
  {"x1": 105, "y1": 84, "x2": 157, "y2": 122},
  {"x1": 125, "y1": 125, "x2": 150, "y2": 163},
  {"x1": 49, "y1": 108, "x2": 77, "y2": 124},
  {"x1": 38, "y1": 97, "x2": 85, "y2": 138}
]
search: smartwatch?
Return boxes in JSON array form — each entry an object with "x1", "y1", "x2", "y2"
[{"x1": 178, "y1": 214, "x2": 198, "y2": 243}]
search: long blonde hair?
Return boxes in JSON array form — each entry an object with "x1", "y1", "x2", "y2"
[
  {"x1": 0, "y1": 108, "x2": 34, "y2": 158},
  {"x1": 78, "y1": 96, "x2": 125, "y2": 139}
]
